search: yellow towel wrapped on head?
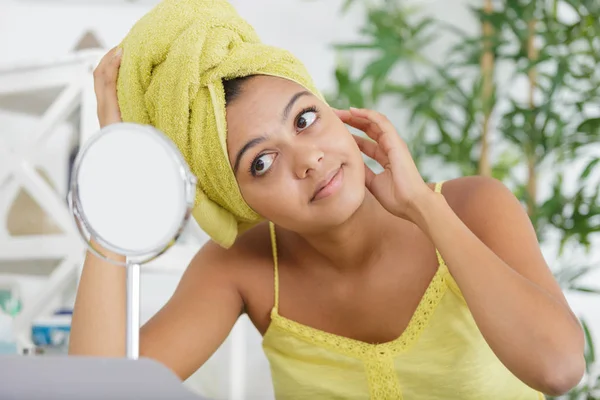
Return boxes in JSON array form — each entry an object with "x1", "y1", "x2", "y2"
[{"x1": 117, "y1": 0, "x2": 325, "y2": 248}]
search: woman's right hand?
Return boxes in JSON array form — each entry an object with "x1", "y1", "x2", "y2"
[{"x1": 93, "y1": 47, "x2": 123, "y2": 128}]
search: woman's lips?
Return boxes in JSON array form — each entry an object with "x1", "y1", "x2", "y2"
[{"x1": 311, "y1": 167, "x2": 343, "y2": 202}]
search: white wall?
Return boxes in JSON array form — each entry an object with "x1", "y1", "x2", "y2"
[{"x1": 1, "y1": 0, "x2": 599, "y2": 398}]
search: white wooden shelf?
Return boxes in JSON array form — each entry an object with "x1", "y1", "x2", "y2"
[
  {"x1": 0, "y1": 48, "x2": 202, "y2": 342},
  {"x1": 1, "y1": 52, "x2": 104, "y2": 346}
]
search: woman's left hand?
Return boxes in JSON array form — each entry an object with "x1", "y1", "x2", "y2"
[{"x1": 334, "y1": 107, "x2": 432, "y2": 222}]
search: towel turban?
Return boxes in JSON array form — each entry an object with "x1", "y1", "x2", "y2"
[{"x1": 117, "y1": 0, "x2": 325, "y2": 248}]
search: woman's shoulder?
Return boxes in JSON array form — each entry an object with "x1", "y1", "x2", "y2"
[
  {"x1": 434, "y1": 175, "x2": 520, "y2": 240},
  {"x1": 430, "y1": 176, "x2": 516, "y2": 297},
  {"x1": 193, "y1": 221, "x2": 273, "y2": 263},
  {"x1": 188, "y1": 222, "x2": 277, "y2": 318},
  {"x1": 436, "y1": 175, "x2": 512, "y2": 217},
  {"x1": 188, "y1": 221, "x2": 275, "y2": 284}
]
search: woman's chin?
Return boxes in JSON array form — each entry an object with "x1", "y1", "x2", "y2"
[{"x1": 315, "y1": 187, "x2": 366, "y2": 225}]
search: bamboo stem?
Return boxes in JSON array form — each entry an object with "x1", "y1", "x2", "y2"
[
  {"x1": 479, "y1": 0, "x2": 494, "y2": 177},
  {"x1": 526, "y1": 17, "x2": 538, "y2": 217}
]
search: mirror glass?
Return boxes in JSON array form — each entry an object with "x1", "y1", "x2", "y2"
[{"x1": 71, "y1": 123, "x2": 196, "y2": 259}]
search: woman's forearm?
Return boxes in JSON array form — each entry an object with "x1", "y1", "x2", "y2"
[
  {"x1": 68, "y1": 242, "x2": 127, "y2": 357},
  {"x1": 409, "y1": 191, "x2": 584, "y2": 395}
]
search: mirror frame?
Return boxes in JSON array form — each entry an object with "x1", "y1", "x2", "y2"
[{"x1": 68, "y1": 123, "x2": 197, "y2": 266}]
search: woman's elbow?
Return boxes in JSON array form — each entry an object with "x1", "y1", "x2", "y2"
[{"x1": 539, "y1": 354, "x2": 586, "y2": 396}]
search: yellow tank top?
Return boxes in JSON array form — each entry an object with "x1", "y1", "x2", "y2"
[{"x1": 262, "y1": 182, "x2": 545, "y2": 399}]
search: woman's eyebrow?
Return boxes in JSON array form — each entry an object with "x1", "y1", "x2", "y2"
[
  {"x1": 281, "y1": 91, "x2": 311, "y2": 123},
  {"x1": 233, "y1": 135, "x2": 268, "y2": 174}
]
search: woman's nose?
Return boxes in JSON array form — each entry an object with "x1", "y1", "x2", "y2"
[{"x1": 293, "y1": 145, "x2": 324, "y2": 179}]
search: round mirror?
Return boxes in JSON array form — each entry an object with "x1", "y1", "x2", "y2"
[
  {"x1": 69, "y1": 123, "x2": 197, "y2": 264},
  {"x1": 68, "y1": 123, "x2": 197, "y2": 360}
]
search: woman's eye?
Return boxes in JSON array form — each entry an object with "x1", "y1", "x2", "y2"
[
  {"x1": 251, "y1": 153, "x2": 275, "y2": 176},
  {"x1": 296, "y1": 111, "x2": 317, "y2": 131}
]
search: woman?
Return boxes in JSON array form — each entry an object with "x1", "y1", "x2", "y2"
[{"x1": 69, "y1": 4, "x2": 585, "y2": 399}]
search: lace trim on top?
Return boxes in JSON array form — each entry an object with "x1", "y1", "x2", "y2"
[{"x1": 267, "y1": 258, "x2": 449, "y2": 360}]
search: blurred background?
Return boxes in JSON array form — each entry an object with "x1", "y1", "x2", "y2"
[{"x1": 0, "y1": 0, "x2": 598, "y2": 399}]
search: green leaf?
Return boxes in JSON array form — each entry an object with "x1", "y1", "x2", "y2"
[
  {"x1": 411, "y1": 18, "x2": 435, "y2": 38},
  {"x1": 341, "y1": 0, "x2": 355, "y2": 14},
  {"x1": 570, "y1": 286, "x2": 600, "y2": 295},
  {"x1": 577, "y1": 118, "x2": 600, "y2": 135},
  {"x1": 470, "y1": 7, "x2": 508, "y2": 31},
  {"x1": 362, "y1": 53, "x2": 399, "y2": 80},
  {"x1": 330, "y1": 64, "x2": 367, "y2": 109},
  {"x1": 582, "y1": 319, "x2": 595, "y2": 371},
  {"x1": 333, "y1": 42, "x2": 380, "y2": 51},
  {"x1": 581, "y1": 158, "x2": 600, "y2": 180}
]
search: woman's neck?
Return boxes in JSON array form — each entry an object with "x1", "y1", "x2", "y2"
[{"x1": 282, "y1": 190, "x2": 412, "y2": 273}]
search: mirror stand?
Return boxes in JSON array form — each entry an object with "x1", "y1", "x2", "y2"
[
  {"x1": 126, "y1": 262, "x2": 141, "y2": 359},
  {"x1": 67, "y1": 123, "x2": 197, "y2": 361}
]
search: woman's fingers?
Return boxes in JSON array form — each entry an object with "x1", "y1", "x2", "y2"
[
  {"x1": 333, "y1": 109, "x2": 384, "y2": 188},
  {"x1": 363, "y1": 162, "x2": 376, "y2": 190},
  {"x1": 353, "y1": 134, "x2": 389, "y2": 167},
  {"x1": 348, "y1": 108, "x2": 392, "y2": 140},
  {"x1": 334, "y1": 108, "x2": 378, "y2": 136},
  {"x1": 93, "y1": 47, "x2": 123, "y2": 127},
  {"x1": 93, "y1": 47, "x2": 121, "y2": 95},
  {"x1": 334, "y1": 107, "x2": 402, "y2": 158},
  {"x1": 347, "y1": 108, "x2": 403, "y2": 159}
]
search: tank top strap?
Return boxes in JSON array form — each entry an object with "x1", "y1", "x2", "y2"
[
  {"x1": 433, "y1": 181, "x2": 447, "y2": 267},
  {"x1": 268, "y1": 221, "x2": 280, "y2": 311}
]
